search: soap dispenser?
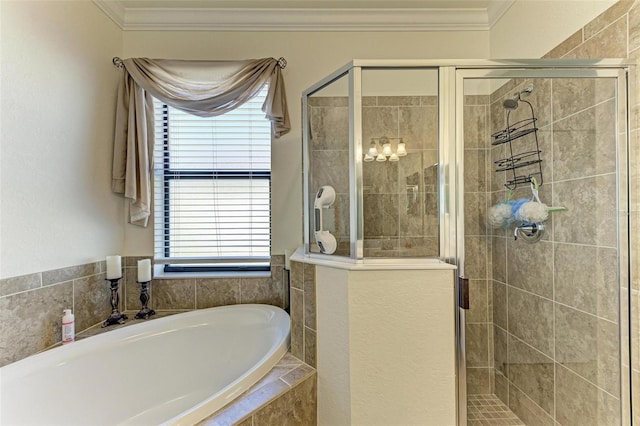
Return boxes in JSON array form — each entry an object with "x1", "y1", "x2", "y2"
[{"x1": 62, "y1": 309, "x2": 75, "y2": 344}]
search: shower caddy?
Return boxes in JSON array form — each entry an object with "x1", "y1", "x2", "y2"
[{"x1": 491, "y1": 92, "x2": 543, "y2": 189}]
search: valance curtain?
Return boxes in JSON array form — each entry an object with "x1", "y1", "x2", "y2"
[{"x1": 111, "y1": 57, "x2": 290, "y2": 227}]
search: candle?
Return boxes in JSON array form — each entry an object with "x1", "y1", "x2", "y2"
[
  {"x1": 138, "y1": 259, "x2": 152, "y2": 282},
  {"x1": 106, "y1": 255, "x2": 122, "y2": 279}
]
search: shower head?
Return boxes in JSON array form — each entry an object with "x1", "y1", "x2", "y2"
[
  {"x1": 503, "y1": 97, "x2": 520, "y2": 110},
  {"x1": 502, "y1": 85, "x2": 534, "y2": 110}
]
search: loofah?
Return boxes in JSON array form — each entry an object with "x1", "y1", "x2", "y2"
[
  {"x1": 487, "y1": 202, "x2": 514, "y2": 228},
  {"x1": 510, "y1": 198, "x2": 529, "y2": 218},
  {"x1": 516, "y1": 201, "x2": 549, "y2": 223}
]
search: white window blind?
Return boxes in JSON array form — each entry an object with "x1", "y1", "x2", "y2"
[{"x1": 153, "y1": 87, "x2": 271, "y2": 271}]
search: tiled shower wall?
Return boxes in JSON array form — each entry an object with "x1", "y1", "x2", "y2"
[
  {"x1": 488, "y1": 77, "x2": 620, "y2": 425},
  {"x1": 539, "y1": 1, "x2": 640, "y2": 423},
  {"x1": 308, "y1": 97, "x2": 351, "y2": 256},
  {"x1": 463, "y1": 94, "x2": 494, "y2": 395},
  {"x1": 461, "y1": 2, "x2": 640, "y2": 424},
  {"x1": 0, "y1": 255, "x2": 287, "y2": 367},
  {"x1": 308, "y1": 95, "x2": 439, "y2": 258},
  {"x1": 361, "y1": 95, "x2": 439, "y2": 257}
]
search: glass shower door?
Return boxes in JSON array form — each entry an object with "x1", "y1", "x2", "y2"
[
  {"x1": 305, "y1": 72, "x2": 351, "y2": 257},
  {"x1": 454, "y1": 66, "x2": 630, "y2": 426}
]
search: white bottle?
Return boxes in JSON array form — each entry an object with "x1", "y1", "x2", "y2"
[{"x1": 62, "y1": 309, "x2": 75, "y2": 344}]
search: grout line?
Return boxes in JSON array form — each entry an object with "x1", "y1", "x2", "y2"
[
  {"x1": 508, "y1": 379, "x2": 556, "y2": 421},
  {"x1": 555, "y1": 362, "x2": 622, "y2": 401},
  {"x1": 506, "y1": 283, "x2": 618, "y2": 325},
  {"x1": 551, "y1": 96, "x2": 616, "y2": 127},
  {"x1": 194, "y1": 277, "x2": 198, "y2": 309},
  {"x1": 552, "y1": 171, "x2": 617, "y2": 185}
]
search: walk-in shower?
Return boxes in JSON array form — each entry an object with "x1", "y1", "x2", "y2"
[{"x1": 301, "y1": 60, "x2": 632, "y2": 425}]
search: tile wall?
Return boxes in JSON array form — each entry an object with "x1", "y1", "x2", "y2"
[
  {"x1": 463, "y1": 2, "x2": 640, "y2": 421},
  {"x1": 463, "y1": 94, "x2": 494, "y2": 395},
  {"x1": 0, "y1": 255, "x2": 288, "y2": 367},
  {"x1": 123, "y1": 255, "x2": 287, "y2": 313},
  {"x1": 289, "y1": 260, "x2": 317, "y2": 368},
  {"x1": 308, "y1": 96, "x2": 351, "y2": 256},
  {"x1": 308, "y1": 95, "x2": 439, "y2": 258},
  {"x1": 199, "y1": 353, "x2": 317, "y2": 426},
  {"x1": 361, "y1": 95, "x2": 439, "y2": 257},
  {"x1": 542, "y1": 2, "x2": 640, "y2": 423},
  {"x1": 0, "y1": 260, "x2": 109, "y2": 367},
  {"x1": 488, "y1": 76, "x2": 621, "y2": 425}
]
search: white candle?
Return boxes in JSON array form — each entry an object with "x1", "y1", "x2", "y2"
[
  {"x1": 138, "y1": 259, "x2": 152, "y2": 282},
  {"x1": 106, "y1": 255, "x2": 122, "y2": 279}
]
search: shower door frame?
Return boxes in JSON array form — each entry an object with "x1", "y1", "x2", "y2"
[
  {"x1": 301, "y1": 59, "x2": 633, "y2": 425},
  {"x1": 450, "y1": 62, "x2": 632, "y2": 426}
]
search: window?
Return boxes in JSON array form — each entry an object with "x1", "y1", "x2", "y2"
[{"x1": 153, "y1": 87, "x2": 271, "y2": 272}]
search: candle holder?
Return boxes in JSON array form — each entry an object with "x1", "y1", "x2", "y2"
[
  {"x1": 102, "y1": 278, "x2": 127, "y2": 327},
  {"x1": 134, "y1": 281, "x2": 156, "y2": 320}
]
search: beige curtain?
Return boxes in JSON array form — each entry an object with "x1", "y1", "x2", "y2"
[{"x1": 111, "y1": 57, "x2": 290, "y2": 227}]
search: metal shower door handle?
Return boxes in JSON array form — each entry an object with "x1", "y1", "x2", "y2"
[{"x1": 458, "y1": 276, "x2": 469, "y2": 310}]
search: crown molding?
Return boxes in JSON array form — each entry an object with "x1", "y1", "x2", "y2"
[
  {"x1": 486, "y1": 0, "x2": 516, "y2": 28},
  {"x1": 93, "y1": 0, "x2": 126, "y2": 28},
  {"x1": 92, "y1": 1, "x2": 507, "y2": 31}
]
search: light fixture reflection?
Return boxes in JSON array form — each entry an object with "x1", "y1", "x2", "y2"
[
  {"x1": 397, "y1": 140, "x2": 407, "y2": 156},
  {"x1": 368, "y1": 140, "x2": 379, "y2": 157},
  {"x1": 364, "y1": 136, "x2": 408, "y2": 163}
]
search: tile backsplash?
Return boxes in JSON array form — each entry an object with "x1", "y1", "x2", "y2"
[
  {"x1": 0, "y1": 255, "x2": 287, "y2": 367},
  {"x1": 289, "y1": 260, "x2": 317, "y2": 368},
  {"x1": 0, "y1": 260, "x2": 107, "y2": 366}
]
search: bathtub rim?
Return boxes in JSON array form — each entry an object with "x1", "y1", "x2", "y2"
[
  {"x1": 0, "y1": 304, "x2": 291, "y2": 426},
  {"x1": 165, "y1": 304, "x2": 291, "y2": 426}
]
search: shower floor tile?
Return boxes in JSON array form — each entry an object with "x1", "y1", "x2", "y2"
[{"x1": 467, "y1": 394, "x2": 525, "y2": 426}]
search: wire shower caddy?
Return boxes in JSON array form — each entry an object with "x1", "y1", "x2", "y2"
[{"x1": 491, "y1": 96, "x2": 543, "y2": 190}]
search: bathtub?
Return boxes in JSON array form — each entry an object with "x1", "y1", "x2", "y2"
[{"x1": 0, "y1": 304, "x2": 290, "y2": 426}]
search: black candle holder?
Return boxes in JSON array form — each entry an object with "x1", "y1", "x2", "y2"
[
  {"x1": 134, "y1": 281, "x2": 156, "y2": 320},
  {"x1": 102, "y1": 278, "x2": 127, "y2": 327}
]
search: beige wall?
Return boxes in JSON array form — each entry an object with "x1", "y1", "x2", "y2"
[
  {"x1": 315, "y1": 265, "x2": 457, "y2": 426},
  {"x1": 490, "y1": 0, "x2": 616, "y2": 58},
  {"x1": 121, "y1": 30, "x2": 491, "y2": 256},
  {"x1": 0, "y1": 0, "x2": 123, "y2": 278}
]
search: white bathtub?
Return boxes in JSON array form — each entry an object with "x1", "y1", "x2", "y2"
[{"x1": 0, "y1": 304, "x2": 290, "y2": 426}]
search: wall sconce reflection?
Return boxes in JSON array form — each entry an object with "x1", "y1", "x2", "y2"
[{"x1": 364, "y1": 136, "x2": 407, "y2": 162}]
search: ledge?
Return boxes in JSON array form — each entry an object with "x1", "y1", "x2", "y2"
[{"x1": 290, "y1": 247, "x2": 457, "y2": 271}]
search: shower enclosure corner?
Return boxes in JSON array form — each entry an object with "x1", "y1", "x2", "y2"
[
  {"x1": 302, "y1": 63, "x2": 441, "y2": 261},
  {"x1": 301, "y1": 59, "x2": 632, "y2": 426}
]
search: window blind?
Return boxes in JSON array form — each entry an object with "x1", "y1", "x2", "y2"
[{"x1": 153, "y1": 87, "x2": 271, "y2": 271}]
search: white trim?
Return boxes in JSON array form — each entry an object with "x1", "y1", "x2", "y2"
[
  {"x1": 92, "y1": 0, "x2": 126, "y2": 28},
  {"x1": 486, "y1": 0, "x2": 516, "y2": 28},
  {"x1": 92, "y1": 2, "x2": 505, "y2": 31},
  {"x1": 125, "y1": 7, "x2": 490, "y2": 31}
]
